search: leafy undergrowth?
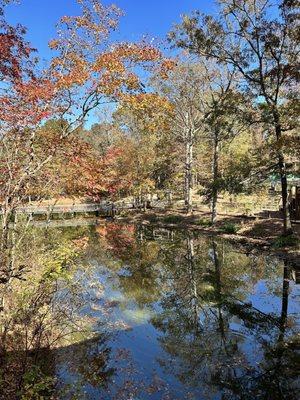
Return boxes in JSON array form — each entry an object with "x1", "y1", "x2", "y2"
[
  {"x1": 194, "y1": 218, "x2": 212, "y2": 227},
  {"x1": 145, "y1": 214, "x2": 159, "y2": 223},
  {"x1": 162, "y1": 214, "x2": 185, "y2": 224},
  {"x1": 221, "y1": 222, "x2": 240, "y2": 234},
  {"x1": 272, "y1": 234, "x2": 299, "y2": 248}
]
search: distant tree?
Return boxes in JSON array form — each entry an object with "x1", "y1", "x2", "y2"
[
  {"x1": 84, "y1": 122, "x2": 124, "y2": 157},
  {"x1": 199, "y1": 63, "x2": 250, "y2": 223},
  {"x1": 114, "y1": 92, "x2": 176, "y2": 207},
  {"x1": 153, "y1": 63, "x2": 207, "y2": 213}
]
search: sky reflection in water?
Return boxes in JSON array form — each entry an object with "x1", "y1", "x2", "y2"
[{"x1": 53, "y1": 223, "x2": 300, "y2": 400}]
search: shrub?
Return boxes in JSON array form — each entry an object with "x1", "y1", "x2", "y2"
[
  {"x1": 195, "y1": 219, "x2": 212, "y2": 227},
  {"x1": 272, "y1": 234, "x2": 299, "y2": 248},
  {"x1": 221, "y1": 222, "x2": 239, "y2": 234},
  {"x1": 162, "y1": 214, "x2": 184, "y2": 224},
  {"x1": 146, "y1": 214, "x2": 159, "y2": 223},
  {"x1": 20, "y1": 366, "x2": 56, "y2": 400}
]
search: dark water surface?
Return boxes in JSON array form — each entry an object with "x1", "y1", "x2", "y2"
[{"x1": 52, "y1": 223, "x2": 299, "y2": 400}]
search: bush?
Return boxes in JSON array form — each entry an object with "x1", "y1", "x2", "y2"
[
  {"x1": 221, "y1": 222, "x2": 239, "y2": 234},
  {"x1": 195, "y1": 218, "x2": 212, "y2": 227},
  {"x1": 162, "y1": 214, "x2": 184, "y2": 224},
  {"x1": 20, "y1": 366, "x2": 56, "y2": 400},
  {"x1": 146, "y1": 214, "x2": 159, "y2": 223},
  {"x1": 272, "y1": 234, "x2": 299, "y2": 248}
]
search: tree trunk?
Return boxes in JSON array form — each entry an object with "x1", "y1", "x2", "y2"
[
  {"x1": 273, "y1": 112, "x2": 293, "y2": 235},
  {"x1": 211, "y1": 132, "x2": 219, "y2": 224},
  {"x1": 184, "y1": 129, "x2": 193, "y2": 214}
]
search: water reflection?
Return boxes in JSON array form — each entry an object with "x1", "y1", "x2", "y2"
[{"x1": 0, "y1": 222, "x2": 299, "y2": 399}]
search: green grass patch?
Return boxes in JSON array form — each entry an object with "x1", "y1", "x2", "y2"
[
  {"x1": 272, "y1": 234, "x2": 299, "y2": 248},
  {"x1": 221, "y1": 222, "x2": 240, "y2": 234}
]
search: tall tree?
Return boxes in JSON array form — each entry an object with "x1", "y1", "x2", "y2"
[
  {"x1": 114, "y1": 92, "x2": 175, "y2": 208},
  {"x1": 200, "y1": 64, "x2": 249, "y2": 223},
  {"x1": 169, "y1": 0, "x2": 299, "y2": 234},
  {"x1": 153, "y1": 63, "x2": 206, "y2": 213}
]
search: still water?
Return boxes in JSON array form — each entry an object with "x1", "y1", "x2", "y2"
[{"x1": 3, "y1": 222, "x2": 300, "y2": 399}]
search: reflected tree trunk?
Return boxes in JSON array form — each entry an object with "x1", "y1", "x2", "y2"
[
  {"x1": 212, "y1": 240, "x2": 228, "y2": 350},
  {"x1": 278, "y1": 263, "x2": 289, "y2": 344},
  {"x1": 186, "y1": 234, "x2": 200, "y2": 334},
  {"x1": 212, "y1": 241, "x2": 224, "y2": 332}
]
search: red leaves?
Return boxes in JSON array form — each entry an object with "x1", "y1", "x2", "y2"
[
  {"x1": 0, "y1": 4, "x2": 51, "y2": 129},
  {"x1": 0, "y1": 78, "x2": 55, "y2": 126},
  {"x1": 46, "y1": 132, "x2": 133, "y2": 200},
  {"x1": 16, "y1": 78, "x2": 55, "y2": 103},
  {"x1": 0, "y1": 14, "x2": 35, "y2": 83}
]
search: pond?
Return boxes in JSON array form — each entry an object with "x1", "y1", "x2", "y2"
[{"x1": 1, "y1": 222, "x2": 299, "y2": 399}]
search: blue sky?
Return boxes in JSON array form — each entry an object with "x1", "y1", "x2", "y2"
[{"x1": 5, "y1": 0, "x2": 215, "y2": 61}]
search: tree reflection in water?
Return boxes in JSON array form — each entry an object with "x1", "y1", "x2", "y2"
[
  {"x1": 0, "y1": 222, "x2": 299, "y2": 399},
  {"x1": 150, "y1": 233, "x2": 299, "y2": 400}
]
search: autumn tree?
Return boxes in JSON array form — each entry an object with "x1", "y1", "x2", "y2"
[
  {"x1": 114, "y1": 92, "x2": 176, "y2": 208},
  {"x1": 84, "y1": 122, "x2": 124, "y2": 157},
  {"x1": 0, "y1": 0, "x2": 165, "y2": 283},
  {"x1": 27, "y1": 120, "x2": 132, "y2": 201}
]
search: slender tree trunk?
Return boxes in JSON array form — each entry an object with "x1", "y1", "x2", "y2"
[
  {"x1": 1, "y1": 211, "x2": 11, "y2": 253},
  {"x1": 211, "y1": 132, "x2": 219, "y2": 224},
  {"x1": 1, "y1": 195, "x2": 13, "y2": 253},
  {"x1": 184, "y1": 129, "x2": 193, "y2": 214},
  {"x1": 273, "y1": 112, "x2": 293, "y2": 235}
]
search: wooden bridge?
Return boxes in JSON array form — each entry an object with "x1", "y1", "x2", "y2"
[
  {"x1": 0, "y1": 202, "x2": 130, "y2": 220},
  {"x1": 1, "y1": 198, "x2": 169, "y2": 218},
  {"x1": 15, "y1": 203, "x2": 114, "y2": 217}
]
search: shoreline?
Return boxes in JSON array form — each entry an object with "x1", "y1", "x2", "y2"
[{"x1": 115, "y1": 211, "x2": 300, "y2": 268}]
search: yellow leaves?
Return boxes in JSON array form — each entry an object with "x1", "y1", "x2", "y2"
[
  {"x1": 125, "y1": 73, "x2": 140, "y2": 90},
  {"x1": 119, "y1": 93, "x2": 174, "y2": 133},
  {"x1": 112, "y1": 42, "x2": 162, "y2": 62},
  {"x1": 92, "y1": 43, "x2": 162, "y2": 96},
  {"x1": 48, "y1": 39, "x2": 59, "y2": 50},
  {"x1": 123, "y1": 93, "x2": 173, "y2": 112},
  {"x1": 94, "y1": 53, "x2": 126, "y2": 73},
  {"x1": 42, "y1": 241, "x2": 79, "y2": 281},
  {"x1": 46, "y1": 0, "x2": 170, "y2": 120},
  {"x1": 60, "y1": 15, "x2": 72, "y2": 24},
  {"x1": 158, "y1": 58, "x2": 177, "y2": 79}
]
